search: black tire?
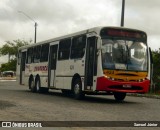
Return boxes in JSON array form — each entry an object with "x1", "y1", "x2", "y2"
[
  {"x1": 35, "y1": 78, "x2": 41, "y2": 93},
  {"x1": 29, "y1": 78, "x2": 36, "y2": 92},
  {"x1": 72, "y1": 78, "x2": 85, "y2": 100},
  {"x1": 114, "y1": 92, "x2": 126, "y2": 101},
  {"x1": 35, "y1": 79, "x2": 49, "y2": 93}
]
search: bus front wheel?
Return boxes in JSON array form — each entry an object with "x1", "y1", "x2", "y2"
[
  {"x1": 73, "y1": 78, "x2": 85, "y2": 100},
  {"x1": 114, "y1": 92, "x2": 126, "y2": 101}
]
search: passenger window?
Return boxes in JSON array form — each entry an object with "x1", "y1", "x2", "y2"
[
  {"x1": 40, "y1": 44, "x2": 49, "y2": 62},
  {"x1": 58, "y1": 38, "x2": 71, "y2": 60},
  {"x1": 33, "y1": 45, "x2": 41, "y2": 63},
  {"x1": 27, "y1": 48, "x2": 33, "y2": 64},
  {"x1": 71, "y1": 35, "x2": 86, "y2": 59}
]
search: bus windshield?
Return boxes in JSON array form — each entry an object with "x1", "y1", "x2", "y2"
[{"x1": 102, "y1": 39, "x2": 147, "y2": 71}]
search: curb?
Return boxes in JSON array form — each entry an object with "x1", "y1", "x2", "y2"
[
  {"x1": 0, "y1": 77, "x2": 16, "y2": 80},
  {"x1": 0, "y1": 78, "x2": 17, "y2": 82}
]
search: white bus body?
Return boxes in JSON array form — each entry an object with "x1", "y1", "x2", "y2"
[{"x1": 16, "y1": 26, "x2": 151, "y2": 101}]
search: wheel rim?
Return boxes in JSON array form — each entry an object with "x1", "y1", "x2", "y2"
[
  {"x1": 36, "y1": 80, "x2": 40, "y2": 91},
  {"x1": 74, "y1": 83, "x2": 80, "y2": 94}
]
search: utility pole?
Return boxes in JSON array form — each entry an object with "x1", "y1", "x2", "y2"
[
  {"x1": 34, "y1": 22, "x2": 37, "y2": 43},
  {"x1": 121, "y1": 0, "x2": 125, "y2": 27},
  {"x1": 18, "y1": 11, "x2": 38, "y2": 43}
]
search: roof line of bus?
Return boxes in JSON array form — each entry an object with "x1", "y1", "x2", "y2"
[{"x1": 18, "y1": 26, "x2": 146, "y2": 50}]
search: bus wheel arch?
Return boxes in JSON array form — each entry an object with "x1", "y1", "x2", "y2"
[
  {"x1": 71, "y1": 74, "x2": 80, "y2": 90},
  {"x1": 71, "y1": 74, "x2": 85, "y2": 99}
]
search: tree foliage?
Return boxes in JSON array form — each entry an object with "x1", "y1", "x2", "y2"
[
  {"x1": 0, "y1": 59, "x2": 17, "y2": 72},
  {"x1": 0, "y1": 39, "x2": 30, "y2": 72},
  {"x1": 0, "y1": 39, "x2": 30, "y2": 61},
  {"x1": 152, "y1": 49, "x2": 160, "y2": 92}
]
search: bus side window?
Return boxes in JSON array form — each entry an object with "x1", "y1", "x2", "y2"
[
  {"x1": 71, "y1": 35, "x2": 86, "y2": 59},
  {"x1": 58, "y1": 38, "x2": 71, "y2": 60},
  {"x1": 40, "y1": 44, "x2": 49, "y2": 62},
  {"x1": 26, "y1": 48, "x2": 33, "y2": 64},
  {"x1": 33, "y1": 45, "x2": 41, "y2": 63}
]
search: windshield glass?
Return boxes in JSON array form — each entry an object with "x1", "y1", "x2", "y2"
[{"x1": 102, "y1": 39, "x2": 147, "y2": 71}]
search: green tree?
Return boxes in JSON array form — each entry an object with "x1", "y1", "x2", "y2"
[
  {"x1": 0, "y1": 59, "x2": 17, "y2": 71},
  {"x1": 0, "y1": 39, "x2": 30, "y2": 62},
  {"x1": 152, "y1": 49, "x2": 160, "y2": 93},
  {"x1": 0, "y1": 39, "x2": 30, "y2": 72}
]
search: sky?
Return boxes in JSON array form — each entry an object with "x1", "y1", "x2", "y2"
[{"x1": 0, "y1": 0, "x2": 160, "y2": 63}]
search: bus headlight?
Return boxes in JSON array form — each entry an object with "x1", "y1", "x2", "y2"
[
  {"x1": 138, "y1": 79, "x2": 145, "y2": 82},
  {"x1": 104, "y1": 76, "x2": 115, "y2": 81}
]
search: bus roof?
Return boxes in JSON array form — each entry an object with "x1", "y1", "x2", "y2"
[{"x1": 18, "y1": 26, "x2": 146, "y2": 50}]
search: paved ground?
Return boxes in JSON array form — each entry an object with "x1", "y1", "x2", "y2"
[{"x1": 0, "y1": 80, "x2": 160, "y2": 130}]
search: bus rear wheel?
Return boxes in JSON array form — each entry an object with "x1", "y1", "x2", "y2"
[
  {"x1": 73, "y1": 78, "x2": 85, "y2": 100},
  {"x1": 35, "y1": 79, "x2": 49, "y2": 93},
  {"x1": 114, "y1": 92, "x2": 126, "y2": 101},
  {"x1": 35, "y1": 79, "x2": 41, "y2": 93},
  {"x1": 29, "y1": 78, "x2": 36, "y2": 92}
]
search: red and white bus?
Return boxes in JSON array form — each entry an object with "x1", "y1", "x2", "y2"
[{"x1": 16, "y1": 26, "x2": 152, "y2": 101}]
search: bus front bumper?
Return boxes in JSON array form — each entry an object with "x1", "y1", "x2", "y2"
[{"x1": 96, "y1": 76, "x2": 150, "y2": 93}]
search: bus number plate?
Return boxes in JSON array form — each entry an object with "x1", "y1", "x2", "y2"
[{"x1": 123, "y1": 84, "x2": 132, "y2": 88}]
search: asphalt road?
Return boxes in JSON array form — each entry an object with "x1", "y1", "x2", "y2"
[{"x1": 0, "y1": 80, "x2": 160, "y2": 130}]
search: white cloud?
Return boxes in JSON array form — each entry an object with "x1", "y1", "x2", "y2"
[
  {"x1": 0, "y1": 0, "x2": 119, "y2": 44},
  {"x1": 0, "y1": 0, "x2": 160, "y2": 53},
  {"x1": 148, "y1": 35, "x2": 160, "y2": 50}
]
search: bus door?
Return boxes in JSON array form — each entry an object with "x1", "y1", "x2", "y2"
[
  {"x1": 85, "y1": 36, "x2": 97, "y2": 90},
  {"x1": 20, "y1": 51, "x2": 26, "y2": 85},
  {"x1": 49, "y1": 43, "x2": 58, "y2": 88}
]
